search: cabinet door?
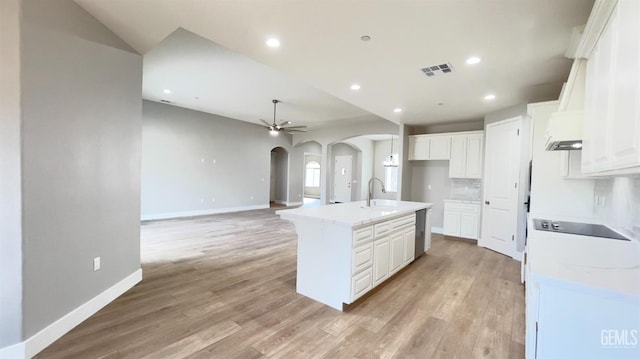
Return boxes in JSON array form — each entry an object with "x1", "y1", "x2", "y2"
[
  {"x1": 389, "y1": 232, "x2": 405, "y2": 274},
  {"x1": 351, "y1": 268, "x2": 373, "y2": 301},
  {"x1": 609, "y1": 0, "x2": 640, "y2": 170},
  {"x1": 373, "y1": 238, "x2": 390, "y2": 286},
  {"x1": 583, "y1": 47, "x2": 599, "y2": 173},
  {"x1": 593, "y1": 10, "x2": 618, "y2": 171},
  {"x1": 443, "y1": 210, "x2": 460, "y2": 236},
  {"x1": 460, "y1": 212, "x2": 479, "y2": 240},
  {"x1": 428, "y1": 136, "x2": 451, "y2": 160},
  {"x1": 465, "y1": 135, "x2": 484, "y2": 179},
  {"x1": 449, "y1": 136, "x2": 467, "y2": 178},
  {"x1": 403, "y1": 227, "x2": 416, "y2": 264},
  {"x1": 409, "y1": 136, "x2": 429, "y2": 160},
  {"x1": 352, "y1": 243, "x2": 373, "y2": 275}
]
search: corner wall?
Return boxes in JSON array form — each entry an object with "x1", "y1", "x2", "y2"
[
  {"x1": 20, "y1": 0, "x2": 143, "y2": 349},
  {"x1": 141, "y1": 100, "x2": 292, "y2": 218},
  {"x1": 0, "y1": 0, "x2": 23, "y2": 351}
]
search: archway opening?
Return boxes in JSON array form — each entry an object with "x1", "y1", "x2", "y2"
[{"x1": 270, "y1": 147, "x2": 289, "y2": 208}]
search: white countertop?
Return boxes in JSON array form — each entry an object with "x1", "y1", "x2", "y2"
[
  {"x1": 277, "y1": 200, "x2": 432, "y2": 228},
  {"x1": 527, "y1": 216, "x2": 640, "y2": 297},
  {"x1": 444, "y1": 198, "x2": 481, "y2": 204}
]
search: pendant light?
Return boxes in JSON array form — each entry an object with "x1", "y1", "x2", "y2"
[{"x1": 383, "y1": 135, "x2": 399, "y2": 167}]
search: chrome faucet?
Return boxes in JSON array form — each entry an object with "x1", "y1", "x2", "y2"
[{"x1": 367, "y1": 177, "x2": 387, "y2": 207}]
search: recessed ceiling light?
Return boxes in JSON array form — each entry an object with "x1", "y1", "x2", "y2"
[
  {"x1": 163, "y1": 89, "x2": 171, "y2": 94},
  {"x1": 466, "y1": 56, "x2": 481, "y2": 65},
  {"x1": 360, "y1": 35, "x2": 371, "y2": 42},
  {"x1": 350, "y1": 84, "x2": 361, "y2": 90},
  {"x1": 484, "y1": 94, "x2": 496, "y2": 101},
  {"x1": 393, "y1": 108, "x2": 402, "y2": 113},
  {"x1": 266, "y1": 38, "x2": 280, "y2": 48}
]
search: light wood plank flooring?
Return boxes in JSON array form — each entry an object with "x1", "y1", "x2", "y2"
[{"x1": 37, "y1": 207, "x2": 525, "y2": 358}]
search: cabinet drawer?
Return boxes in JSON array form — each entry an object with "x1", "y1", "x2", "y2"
[
  {"x1": 351, "y1": 268, "x2": 373, "y2": 301},
  {"x1": 391, "y1": 214, "x2": 415, "y2": 229},
  {"x1": 353, "y1": 226, "x2": 373, "y2": 247},
  {"x1": 352, "y1": 242, "x2": 373, "y2": 275},
  {"x1": 374, "y1": 222, "x2": 391, "y2": 238},
  {"x1": 444, "y1": 202, "x2": 480, "y2": 214}
]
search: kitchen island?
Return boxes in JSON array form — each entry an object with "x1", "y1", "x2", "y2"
[{"x1": 277, "y1": 200, "x2": 432, "y2": 311}]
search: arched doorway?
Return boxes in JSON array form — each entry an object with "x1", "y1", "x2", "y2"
[{"x1": 270, "y1": 147, "x2": 289, "y2": 207}]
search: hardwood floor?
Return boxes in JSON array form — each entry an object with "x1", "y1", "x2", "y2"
[{"x1": 37, "y1": 208, "x2": 525, "y2": 359}]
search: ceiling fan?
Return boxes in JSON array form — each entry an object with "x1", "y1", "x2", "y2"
[{"x1": 260, "y1": 99, "x2": 307, "y2": 135}]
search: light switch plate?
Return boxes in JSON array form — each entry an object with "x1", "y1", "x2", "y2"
[{"x1": 93, "y1": 257, "x2": 101, "y2": 271}]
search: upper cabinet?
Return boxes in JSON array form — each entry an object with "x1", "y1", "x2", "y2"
[
  {"x1": 449, "y1": 132, "x2": 484, "y2": 179},
  {"x1": 582, "y1": 0, "x2": 640, "y2": 175},
  {"x1": 408, "y1": 134, "x2": 451, "y2": 160},
  {"x1": 409, "y1": 131, "x2": 484, "y2": 179}
]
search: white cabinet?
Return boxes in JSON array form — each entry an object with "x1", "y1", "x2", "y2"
[
  {"x1": 372, "y1": 213, "x2": 417, "y2": 286},
  {"x1": 408, "y1": 134, "x2": 451, "y2": 160},
  {"x1": 389, "y1": 232, "x2": 405, "y2": 274},
  {"x1": 583, "y1": 0, "x2": 640, "y2": 175},
  {"x1": 449, "y1": 132, "x2": 484, "y2": 179},
  {"x1": 372, "y1": 238, "x2": 390, "y2": 286},
  {"x1": 403, "y1": 226, "x2": 416, "y2": 265},
  {"x1": 443, "y1": 200, "x2": 481, "y2": 240}
]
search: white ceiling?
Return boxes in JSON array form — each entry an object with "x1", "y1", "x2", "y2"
[{"x1": 76, "y1": 0, "x2": 595, "y2": 127}]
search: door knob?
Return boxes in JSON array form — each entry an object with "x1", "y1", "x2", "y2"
[{"x1": 484, "y1": 201, "x2": 490, "y2": 205}]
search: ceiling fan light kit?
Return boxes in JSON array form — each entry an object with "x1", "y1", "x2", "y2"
[{"x1": 260, "y1": 99, "x2": 307, "y2": 134}]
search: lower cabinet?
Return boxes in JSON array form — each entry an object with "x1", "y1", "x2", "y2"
[
  {"x1": 372, "y1": 238, "x2": 390, "y2": 286},
  {"x1": 443, "y1": 200, "x2": 481, "y2": 240},
  {"x1": 359, "y1": 213, "x2": 417, "y2": 293}
]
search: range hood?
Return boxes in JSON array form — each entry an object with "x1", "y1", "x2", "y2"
[{"x1": 545, "y1": 59, "x2": 587, "y2": 151}]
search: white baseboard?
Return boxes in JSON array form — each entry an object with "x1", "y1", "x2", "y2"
[
  {"x1": 431, "y1": 226, "x2": 444, "y2": 234},
  {"x1": 22, "y1": 269, "x2": 142, "y2": 358},
  {"x1": 141, "y1": 204, "x2": 269, "y2": 221},
  {"x1": 274, "y1": 200, "x2": 303, "y2": 207},
  {"x1": 512, "y1": 250, "x2": 524, "y2": 262},
  {"x1": 0, "y1": 341, "x2": 25, "y2": 359}
]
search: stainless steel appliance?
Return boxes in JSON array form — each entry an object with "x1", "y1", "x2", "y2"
[
  {"x1": 533, "y1": 219, "x2": 630, "y2": 241},
  {"x1": 414, "y1": 209, "x2": 426, "y2": 258}
]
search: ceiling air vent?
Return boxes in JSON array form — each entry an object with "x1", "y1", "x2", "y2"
[
  {"x1": 420, "y1": 63, "x2": 454, "y2": 78},
  {"x1": 160, "y1": 99, "x2": 172, "y2": 104}
]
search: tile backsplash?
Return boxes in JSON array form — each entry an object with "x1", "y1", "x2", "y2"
[
  {"x1": 593, "y1": 176, "x2": 640, "y2": 240},
  {"x1": 450, "y1": 178, "x2": 482, "y2": 201}
]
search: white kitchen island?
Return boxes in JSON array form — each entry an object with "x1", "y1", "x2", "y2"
[{"x1": 277, "y1": 200, "x2": 432, "y2": 311}]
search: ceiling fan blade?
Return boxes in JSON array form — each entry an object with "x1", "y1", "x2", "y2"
[
  {"x1": 286, "y1": 129, "x2": 307, "y2": 133},
  {"x1": 278, "y1": 120, "x2": 291, "y2": 126},
  {"x1": 282, "y1": 125, "x2": 307, "y2": 128},
  {"x1": 259, "y1": 119, "x2": 272, "y2": 127}
]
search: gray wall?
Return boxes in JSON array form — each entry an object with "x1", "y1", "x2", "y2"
[
  {"x1": 412, "y1": 119, "x2": 484, "y2": 135},
  {"x1": 484, "y1": 104, "x2": 528, "y2": 126},
  {"x1": 410, "y1": 161, "x2": 451, "y2": 229},
  {"x1": 272, "y1": 147, "x2": 289, "y2": 203},
  {"x1": 142, "y1": 100, "x2": 291, "y2": 217},
  {"x1": 20, "y1": 0, "x2": 142, "y2": 338},
  {"x1": 0, "y1": 0, "x2": 23, "y2": 348}
]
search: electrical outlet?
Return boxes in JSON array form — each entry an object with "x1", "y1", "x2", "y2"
[
  {"x1": 261, "y1": 178, "x2": 264, "y2": 182},
  {"x1": 428, "y1": 184, "x2": 432, "y2": 190},
  {"x1": 93, "y1": 257, "x2": 101, "y2": 271},
  {"x1": 250, "y1": 196, "x2": 254, "y2": 200},
  {"x1": 212, "y1": 159, "x2": 216, "y2": 164},
  {"x1": 200, "y1": 198, "x2": 204, "y2": 204},
  {"x1": 212, "y1": 197, "x2": 216, "y2": 203},
  {"x1": 201, "y1": 158, "x2": 205, "y2": 163}
]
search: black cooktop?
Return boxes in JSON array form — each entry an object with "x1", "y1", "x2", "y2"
[{"x1": 533, "y1": 219, "x2": 630, "y2": 241}]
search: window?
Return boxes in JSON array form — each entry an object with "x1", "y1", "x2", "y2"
[
  {"x1": 384, "y1": 154, "x2": 399, "y2": 193},
  {"x1": 305, "y1": 161, "x2": 320, "y2": 187}
]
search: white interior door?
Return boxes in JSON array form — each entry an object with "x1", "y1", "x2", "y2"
[
  {"x1": 333, "y1": 155, "x2": 352, "y2": 203},
  {"x1": 480, "y1": 117, "x2": 522, "y2": 257}
]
